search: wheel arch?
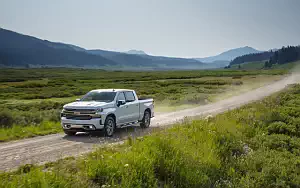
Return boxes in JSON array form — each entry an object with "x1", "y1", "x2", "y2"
[
  {"x1": 105, "y1": 113, "x2": 116, "y2": 123},
  {"x1": 145, "y1": 108, "x2": 151, "y2": 115}
]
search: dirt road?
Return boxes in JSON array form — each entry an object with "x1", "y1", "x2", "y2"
[{"x1": 0, "y1": 74, "x2": 299, "y2": 172}]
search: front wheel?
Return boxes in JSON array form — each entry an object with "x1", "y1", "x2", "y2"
[
  {"x1": 104, "y1": 116, "x2": 115, "y2": 137},
  {"x1": 64, "y1": 130, "x2": 77, "y2": 136},
  {"x1": 140, "y1": 110, "x2": 151, "y2": 128}
]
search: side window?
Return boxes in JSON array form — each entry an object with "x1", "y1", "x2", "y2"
[
  {"x1": 125, "y1": 91, "x2": 135, "y2": 102},
  {"x1": 117, "y1": 92, "x2": 125, "y2": 101}
]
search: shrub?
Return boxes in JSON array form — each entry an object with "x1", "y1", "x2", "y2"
[
  {"x1": 267, "y1": 121, "x2": 296, "y2": 135},
  {"x1": 0, "y1": 110, "x2": 13, "y2": 128},
  {"x1": 232, "y1": 81, "x2": 243, "y2": 85},
  {"x1": 232, "y1": 76, "x2": 242, "y2": 79}
]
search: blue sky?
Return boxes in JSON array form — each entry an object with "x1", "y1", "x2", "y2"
[{"x1": 1, "y1": 0, "x2": 300, "y2": 57}]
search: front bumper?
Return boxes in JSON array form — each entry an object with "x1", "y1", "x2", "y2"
[{"x1": 61, "y1": 117, "x2": 104, "y2": 131}]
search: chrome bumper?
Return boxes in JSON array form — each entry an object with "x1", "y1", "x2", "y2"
[{"x1": 61, "y1": 117, "x2": 104, "y2": 130}]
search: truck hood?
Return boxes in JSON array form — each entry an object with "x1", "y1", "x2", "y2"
[{"x1": 63, "y1": 101, "x2": 114, "y2": 109}]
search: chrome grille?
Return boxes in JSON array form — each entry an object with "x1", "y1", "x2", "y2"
[
  {"x1": 62, "y1": 108, "x2": 98, "y2": 120},
  {"x1": 63, "y1": 108, "x2": 96, "y2": 115}
]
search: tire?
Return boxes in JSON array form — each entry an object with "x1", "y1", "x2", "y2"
[
  {"x1": 140, "y1": 110, "x2": 151, "y2": 128},
  {"x1": 64, "y1": 130, "x2": 77, "y2": 136},
  {"x1": 104, "y1": 116, "x2": 115, "y2": 137}
]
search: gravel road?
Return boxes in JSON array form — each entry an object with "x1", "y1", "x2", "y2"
[{"x1": 0, "y1": 74, "x2": 299, "y2": 172}]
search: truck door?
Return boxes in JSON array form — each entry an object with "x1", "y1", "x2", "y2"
[
  {"x1": 124, "y1": 91, "x2": 140, "y2": 122},
  {"x1": 115, "y1": 92, "x2": 129, "y2": 124}
]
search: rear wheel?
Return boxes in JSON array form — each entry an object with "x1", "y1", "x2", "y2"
[
  {"x1": 64, "y1": 130, "x2": 77, "y2": 136},
  {"x1": 140, "y1": 110, "x2": 151, "y2": 128},
  {"x1": 104, "y1": 116, "x2": 115, "y2": 137}
]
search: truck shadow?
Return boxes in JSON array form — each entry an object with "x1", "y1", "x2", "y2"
[{"x1": 62, "y1": 125, "x2": 162, "y2": 144}]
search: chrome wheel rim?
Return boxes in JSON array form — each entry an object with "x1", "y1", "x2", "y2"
[
  {"x1": 145, "y1": 112, "x2": 150, "y2": 127},
  {"x1": 106, "y1": 119, "x2": 114, "y2": 136}
]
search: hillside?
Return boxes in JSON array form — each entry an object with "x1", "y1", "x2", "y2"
[
  {"x1": 88, "y1": 49, "x2": 206, "y2": 69},
  {"x1": 0, "y1": 28, "x2": 209, "y2": 70},
  {"x1": 195, "y1": 46, "x2": 261, "y2": 63},
  {"x1": 125, "y1": 49, "x2": 147, "y2": 55},
  {"x1": 229, "y1": 51, "x2": 274, "y2": 66},
  {"x1": 0, "y1": 28, "x2": 267, "y2": 70},
  {"x1": 0, "y1": 28, "x2": 116, "y2": 68}
]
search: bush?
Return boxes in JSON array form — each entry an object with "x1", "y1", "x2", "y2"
[
  {"x1": 232, "y1": 80, "x2": 243, "y2": 85},
  {"x1": 267, "y1": 121, "x2": 296, "y2": 135},
  {"x1": 0, "y1": 110, "x2": 13, "y2": 128}
]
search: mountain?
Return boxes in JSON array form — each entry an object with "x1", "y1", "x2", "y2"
[
  {"x1": 88, "y1": 49, "x2": 205, "y2": 69},
  {"x1": 195, "y1": 46, "x2": 261, "y2": 63},
  {"x1": 0, "y1": 28, "x2": 232, "y2": 70},
  {"x1": 229, "y1": 51, "x2": 274, "y2": 66},
  {"x1": 0, "y1": 28, "x2": 116, "y2": 68},
  {"x1": 125, "y1": 50, "x2": 147, "y2": 55}
]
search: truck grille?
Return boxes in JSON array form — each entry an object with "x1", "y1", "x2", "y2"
[
  {"x1": 62, "y1": 108, "x2": 97, "y2": 120},
  {"x1": 65, "y1": 114, "x2": 92, "y2": 120},
  {"x1": 64, "y1": 108, "x2": 96, "y2": 114}
]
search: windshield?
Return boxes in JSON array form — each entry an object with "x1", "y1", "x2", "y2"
[{"x1": 80, "y1": 91, "x2": 116, "y2": 102}]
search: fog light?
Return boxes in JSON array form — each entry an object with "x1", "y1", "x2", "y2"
[{"x1": 89, "y1": 125, "x2": 93, "y2": 129}]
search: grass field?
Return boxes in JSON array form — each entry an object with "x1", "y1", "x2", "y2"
[
  {"x1": 230, "y1": 61, "x2": 266, "y2": 70},
  {"x1": 0, "y1": 68, "x2": 288, "y2": 141},
  {"x1": 1, "y1": 83, "x2": 300, "y2": 187},
  {"x1": 230, "y1": 60, "x2": 300, "y2": 71}
]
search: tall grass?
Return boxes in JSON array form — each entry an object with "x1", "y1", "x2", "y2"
[
  {"x1": 0, "y1": 68, "x2": 286, "y2": 141},
  {"x1": 2, "y1": 84, "x2": 300, "y2": 187},
  {"x1": 0, "y1": 121, "x2": 61, "y2": 142}
]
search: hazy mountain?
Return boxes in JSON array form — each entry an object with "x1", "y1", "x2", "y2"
[
  {"x1": 125, "y1": 50, "x2": 147, "y2": 55},
  {"x1": 0, "y1": 28, "x2": 116, "y2": 67},
  {"x1": 195, "y1": 46, "x2": 261, "y2": 63},
  {"x1": 0, "y1": 28, "x2": 228, "y2": 70},
  {"x1": 88, "y1": 49, "x2": 205, "y2": 68},
  {"x1": 229, "y1": 51, "x2": 274, "y2": 66}
]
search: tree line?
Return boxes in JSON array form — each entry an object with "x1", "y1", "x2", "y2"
[
  {"x1": 264, "y1": 46, "x2": 300, "y2": 68},
  {"x1": 229, "y1": 51, "x2": 274, "y2": 66},
  {"x1": 226, "y1": 45, "x2": 300, "y2": 69}
]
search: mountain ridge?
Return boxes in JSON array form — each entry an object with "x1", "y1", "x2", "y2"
[
  {"x1": 195, "y1": 46, "x2": 261, "y2": 63},
  {"x1": 0, "y1": 28, "x2": 261, "y2": 70}
]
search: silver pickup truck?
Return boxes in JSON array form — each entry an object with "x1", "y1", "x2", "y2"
[{"x1": 61, "y1": 89, "x2": 154, "y2": 136}]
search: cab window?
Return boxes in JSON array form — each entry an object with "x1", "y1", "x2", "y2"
[
  {"x1": 117, "y1": 92, "x2": 126, "y2": 101},
  {"x1": 124, "y1": 91, "x2": 135, "y2": 102}
]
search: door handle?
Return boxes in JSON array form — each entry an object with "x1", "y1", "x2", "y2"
[{"x1": 125, "y1": 106, "x2": 128, "y2": 108}]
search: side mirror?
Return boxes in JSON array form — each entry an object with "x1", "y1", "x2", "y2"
[
  {"x1": 75, "y1": 98, "x2": 80, "y2": 101},
  {"x1": 117, "y1": 100, "x2": 126, "y2": 107}
]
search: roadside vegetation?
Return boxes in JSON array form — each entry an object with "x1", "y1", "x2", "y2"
[
  {"x1": 1, "y1": 83, "x2": 300, "y2": 187},
  {"x1": 0, "y1": 68, "x2": 288, "y2": 141}
]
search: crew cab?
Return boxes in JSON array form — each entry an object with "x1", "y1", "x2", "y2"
[{"x1": 61, "y1": 89, "x2": 154, "y2": 136}]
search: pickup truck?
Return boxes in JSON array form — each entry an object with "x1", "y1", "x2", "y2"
[{"x1": 61, "y1": 89, "x2": 154, "y2": 136}]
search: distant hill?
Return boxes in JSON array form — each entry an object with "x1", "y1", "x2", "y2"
[
  {"x1": 265, "y1": 46, "x2": 300, "y2": 68},
  {"x1": 228, "y1": 45, "x2": 300, "y2": 70},
  {"x1": 125, "y1": 50, "x2": 147, "y2": 55},
  {"x1": 0, "y1": 28, "x2": 116, "y2": 68},
  {"x1": 229, "y1": 51, "x2": 274, "y2": 66},
  {"x1": 0, "y1": 28, "x2": 211, "y2": 69},
  {"x1": 229, "y1": 61, "x2": 266, "y2": 70},
  {"x1": 195, "y1": 46, "x2": 261, "y2": 63},
  {"x1": 89, "y1": 49, "x2": 205, "y2": 69},
  {"x1": 0, "y1": 28, "x2": 258, "y2": 70}
]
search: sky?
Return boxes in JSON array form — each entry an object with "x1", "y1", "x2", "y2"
[{"x1": 1, "y1": 0, "x2": 300, "y2": 58}]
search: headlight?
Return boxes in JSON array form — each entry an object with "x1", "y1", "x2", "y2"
[
  {"x1": 60, "y1": 109, "x2": 66, "y2": 117},
  {"x1": 95, "y1": 108, "x2": 103, "y2": 113}
]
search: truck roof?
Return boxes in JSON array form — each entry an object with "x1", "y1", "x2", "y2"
[{"x1": 91, "y1": 89, "x2": 134, "y2": 92}]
